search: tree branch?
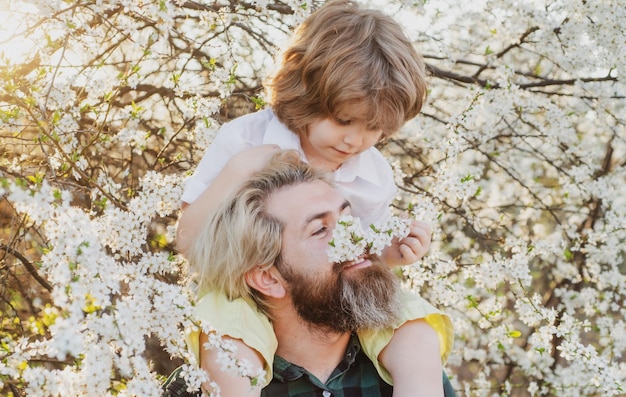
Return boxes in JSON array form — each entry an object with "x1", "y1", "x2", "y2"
[{"x1": 0, "y1": 244, "x2": 52, "y2": 292}]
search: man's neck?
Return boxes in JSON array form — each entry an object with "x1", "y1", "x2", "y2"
[{"x1": 272, "y1": 310, "x2": 351, "y2": 383}]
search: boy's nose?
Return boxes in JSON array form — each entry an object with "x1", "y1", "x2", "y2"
[{"x1": 342, "y1": 129, "x2": 362, "y2": 147}]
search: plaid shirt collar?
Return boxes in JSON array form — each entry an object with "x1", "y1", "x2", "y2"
[
  {"x1": 263, "y1": 334, "x2": 393, "y2": 397},
  {"x1": 272, "y1": 335, "x2": 361, "y2": 383}
]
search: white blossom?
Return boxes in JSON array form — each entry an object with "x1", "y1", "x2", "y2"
[{"x1": 328, "y1": 215, "x2": 410, "y2": 263}]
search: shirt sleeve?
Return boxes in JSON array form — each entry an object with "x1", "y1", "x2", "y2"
[
  {"x1": 180, "y1": 114, "x2": 263, "y2": 205},
  {"x1": 186, "y1": 291, "x2": 278, "y2": 387}
]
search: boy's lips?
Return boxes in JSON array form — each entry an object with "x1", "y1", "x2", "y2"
[{"x1": 333, "y1": 148, "x2": 354, "y2": 156}]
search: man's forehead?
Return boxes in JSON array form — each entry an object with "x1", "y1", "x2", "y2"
[{"x1": 266, "y1": 180, "x2": 344, "y2": 223}]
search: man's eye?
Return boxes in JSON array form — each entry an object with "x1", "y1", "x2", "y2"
[{"x1": 312, "y1": 226, "x2": 327, "y2": 236}]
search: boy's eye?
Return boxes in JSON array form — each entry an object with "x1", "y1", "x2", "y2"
[
  {"x1": 312, "y1": 226, "x2": 327, "y2": 236},
  {"x1": 335, "y1": 118, "x2": 351, "y2": 126}
]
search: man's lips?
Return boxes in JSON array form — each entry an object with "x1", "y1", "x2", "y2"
[{"x1": 342, "y1": 256, "x2": 372, "y2": 271}]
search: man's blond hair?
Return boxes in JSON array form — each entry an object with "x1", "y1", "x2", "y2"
[{"x1": 187, "y1": 151, "x2": 330, "y2": 315}]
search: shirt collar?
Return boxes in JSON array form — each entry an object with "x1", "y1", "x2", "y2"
[
  {"x1": 334, "y1": 149, "x2": 383, "y2": 186},
  {"x1": 262, "y1": 114, "x2": 384, "y2": 187},
  {"x1": 262, "y1": 116, "x2": 306, "y2": 160}
]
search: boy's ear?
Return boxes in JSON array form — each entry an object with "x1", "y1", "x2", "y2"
[{"x1": 245, "y1": 265, "x2": 286, "y2": 299}]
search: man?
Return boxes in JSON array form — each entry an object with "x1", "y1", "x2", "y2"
[{"x1": 169, "y1": 151, "x2": 455, "y2": 396}]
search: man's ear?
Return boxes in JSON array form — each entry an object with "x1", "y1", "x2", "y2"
[{"x1": 245, "y1": 265, "x2": 286, "y2": 299}]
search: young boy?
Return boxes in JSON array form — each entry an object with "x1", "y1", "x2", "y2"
[{"x1": 176, "y1": 1, "x2": 453, "y2": 395}]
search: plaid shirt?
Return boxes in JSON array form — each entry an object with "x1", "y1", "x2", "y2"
[
  {"x1": 163, "y1": 336, "x2": 457, "y2": 397},
  {"x1": 261, "y1": 335, "x2": 392, "y2": 397}
]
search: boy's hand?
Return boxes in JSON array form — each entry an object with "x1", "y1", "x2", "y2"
[
  {"x1": 177, "y1": 144, "x2": 281, "y2": 254},
  {"x1": 225, "y1": 144, "x2": 282, "y2": 179},
  {"x1": 380, "y1": 220, "x2": 432, "y2": 268}
]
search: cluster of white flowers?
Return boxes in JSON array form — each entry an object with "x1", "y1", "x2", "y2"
[
  {"x1": 327, "y1": 214, "x2": 410, "y2": 263},
  {"x1": 200, "y1": 323, "x2": 267, "y2": 391},
  {"x1": 0, "y1": 174, "x2": 201, "y2": 396}
]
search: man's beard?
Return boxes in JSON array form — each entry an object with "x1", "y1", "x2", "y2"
[{"x1": 277, "y1": 258, "x2": 401, "y2": 333}]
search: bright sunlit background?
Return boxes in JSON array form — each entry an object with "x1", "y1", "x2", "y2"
[{"x1": 0, "y1": 4, "x2": 39, "y2": 64}]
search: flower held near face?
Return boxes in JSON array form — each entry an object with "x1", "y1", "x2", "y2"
[{"x1": 328, "y1": 215, "x2": 411, "y2": 263}]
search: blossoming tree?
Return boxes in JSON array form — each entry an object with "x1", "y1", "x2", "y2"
[{"x1": 0, "y1": 0, "x2": 624, "y2": 396}]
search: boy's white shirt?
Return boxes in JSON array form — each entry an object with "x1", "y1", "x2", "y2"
[{"x1": 181, "y1": 108, "x2": 396, "y2": 226}]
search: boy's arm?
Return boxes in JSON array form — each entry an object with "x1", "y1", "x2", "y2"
[
  {"x1": 380, "y1": 219, "x2": 432, "y2": 268},
  {"x1": 199, "y1": 332, "x2": 264, "y2": 397},
  {"x1": 176, "y1": 145, "x2": 280, "y2": 255}
]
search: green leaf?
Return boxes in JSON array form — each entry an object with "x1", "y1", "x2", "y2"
[{"x1": 508, "y1": 330, "x2": 522, "y2": 338}]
